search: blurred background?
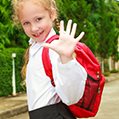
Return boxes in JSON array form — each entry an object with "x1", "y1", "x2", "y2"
[{"x1": 0, "y1": 0, "x2": 119, "y2": 119}]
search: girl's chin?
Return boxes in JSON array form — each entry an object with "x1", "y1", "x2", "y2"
[{"x1": 32, "y1": 37, "x2": 45, "y2": 43}]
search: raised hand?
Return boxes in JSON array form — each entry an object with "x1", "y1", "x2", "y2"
[{"x1": 42, "y1": 20, "x2": 84, "y2": 63}]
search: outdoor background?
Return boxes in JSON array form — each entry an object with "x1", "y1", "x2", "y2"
[{"x1": 0, "y1": 0, "x2": 119, "y2": 119}]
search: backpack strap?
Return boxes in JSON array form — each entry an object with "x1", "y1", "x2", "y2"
[{"x1": 42, "y1": 35, "x2": 59, "y2": 86}]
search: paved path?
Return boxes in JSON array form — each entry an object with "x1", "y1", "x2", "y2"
[
  {"x1": 0, "y1": 93, "x2": 27, "y2": 119},
  {"x1": 8, "y1": 112, "x2": 29, "y2": 119}
]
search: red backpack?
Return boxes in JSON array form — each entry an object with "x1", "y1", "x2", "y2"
[{"x1": 42, "y1": 35, "x2": 105, "y2": 118}]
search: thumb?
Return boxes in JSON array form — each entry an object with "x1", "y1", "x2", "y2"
[
  {"x1": 75, "y1": 31, "x2": 85, "y2": 42},
  {"x1": 41, "y1": 43, "x2": 51, "y2": 48}
]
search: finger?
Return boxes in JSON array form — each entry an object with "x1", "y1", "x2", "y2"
[
  {"x1": 42, "y1": 43, "x2": 57, "y2": 52},
  {"x1": 70, "y1": 23, "x2": 77, "y2": 37},
  {"x1": 66, "y1": 19, "x2": 72, "y2": 34},
  {"x1": 60, "y1": 20, "x2": 64, "y2": 34},
  {"x1": 75, "y1": 32, "x2": 85, "y2": 42}
]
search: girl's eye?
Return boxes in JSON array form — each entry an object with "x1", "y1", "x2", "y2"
[
  {"x1": 23, "y1": 22, "x2": 30, "y2": 26},
  {"x1": 36, "y1": 17, "x2": 42, "y2": 22}
]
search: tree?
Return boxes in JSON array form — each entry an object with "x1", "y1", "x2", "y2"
[
  {"x1": 56, "y1": 0, "x2": 99, "y2": 54},
  {"x1": 0, "y1": 0, "x2": 28, "y2": 49},
  {"x1": 98, "y1": 0, "x2": 119, "y2": 59},
  {"x1": 0, "y1": 0, "x2": 12, "y2": 49}
]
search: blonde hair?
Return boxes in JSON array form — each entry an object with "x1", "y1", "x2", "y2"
[
  {"x1": 11, "y1": 0, "x2": 60, "y2": 79},
  {"x1": 21, "y1": 46, "x2": 30, "y2": 80},
  {"x1": 12, "y1": 0, "x2": 59, "y2": 26}
]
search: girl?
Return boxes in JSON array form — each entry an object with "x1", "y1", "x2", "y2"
[{"x1": 12, "y1": 0, "x2": 87, "y2": 119}]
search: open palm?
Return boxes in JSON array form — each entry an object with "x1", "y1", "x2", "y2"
[{"x1": 43, "y1": 20, "x2": 84, "y2": 59}]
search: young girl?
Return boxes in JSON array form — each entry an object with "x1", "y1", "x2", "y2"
[{"x1": 12, "y1": 0, "x2": 87, "y2": 119}]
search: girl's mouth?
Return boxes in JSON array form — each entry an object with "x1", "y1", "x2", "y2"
[{"x1": 33, "y1": 31, "x2": 44, "y2": 38}]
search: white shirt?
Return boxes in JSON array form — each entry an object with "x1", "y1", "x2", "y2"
[{"x1": 26, "y1": 29, "x2": 87, "y2": 111}]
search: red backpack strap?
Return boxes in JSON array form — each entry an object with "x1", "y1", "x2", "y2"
[{"x1": 42, "y1": 35, "x2": 59, "y2": 86}]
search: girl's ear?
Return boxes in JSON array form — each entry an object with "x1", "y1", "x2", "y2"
[{"x1": 50, "y1": 8, "x2": 57, "y2": 21}]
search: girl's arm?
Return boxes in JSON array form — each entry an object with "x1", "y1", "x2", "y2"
[
  {"x1": 49, "y1": 50, "x2": 87, "y2": 105},
  {"x1": 44, "y1": 20, "x2": 87, "y2": 104}
]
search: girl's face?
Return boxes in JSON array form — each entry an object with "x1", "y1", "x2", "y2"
[{"x1": 19, "y1": 1, "x2": 56, "y2": 42}]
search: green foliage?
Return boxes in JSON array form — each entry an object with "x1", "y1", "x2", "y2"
[
  {"x1": 0, "y1": 0, "x2": 118, "y2": 60},
  {"x1": 0, "y1": 48, "x2": 25, "y2": 96},
  {"x1": 0, "y1": 0, "x2": 28, "y2": 49},
  {"x1": 56, "y1": 0, "x2": 99, "y2": 54},
  {"x1": 56, "y1": 0, "x2": 91, "y2": 31},
  {"x1": 103, "y1": 71, "x2": 110, "y2": 76},
  {"x1": 98, "y1": 0, "x2": 119, "y2": 59},
  {"x1": 56, "y1": 0, "x2": 119, "y2": 59},
  {"x1": 82, "y1": 20, "x2": 99, "y2": 54},
  {"x1": 0, "y1": 0, "x2": 118, "y2": 96},
  {"x1": 110, "y1": 69, "x2": 119, "y2": 73},
  {"x1": 0, "y1": 0, "x2": 11, "y2": 49},
  {"x1": 84, "y1": 0, "x2": 119, "y2": 60}
]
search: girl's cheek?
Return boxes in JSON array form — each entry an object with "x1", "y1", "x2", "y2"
[
  {"x1": 23, "y1": 26, "x2": 29, "y2": 33},
  {"x1": 22, "y1": 25, "x2": 26, "y2": 32},
  {"x1": 23, "y1": 28, "x2": 30, "y2": 37}
]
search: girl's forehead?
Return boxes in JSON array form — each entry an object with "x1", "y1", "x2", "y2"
[
  {"x1": 19, "y1": 1, "x2": 47, "y2": 21},
  {"x1": 20, "y1": 0, "x2": 42, "y2": 8},
  {"x1": 18, "y1": 0, "x2": 49, "y2": 14},
  {"x1": 19, "y1": 0, "x2": 48, "y2": 8}
]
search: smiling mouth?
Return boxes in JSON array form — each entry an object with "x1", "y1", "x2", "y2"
[{"x1": 33, "y1": 31, "x2": 44, "y2": 38}]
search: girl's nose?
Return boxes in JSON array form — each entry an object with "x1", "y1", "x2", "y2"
[{"x1": 31, "y1": 24, "x2": 39, "y2": 32}]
